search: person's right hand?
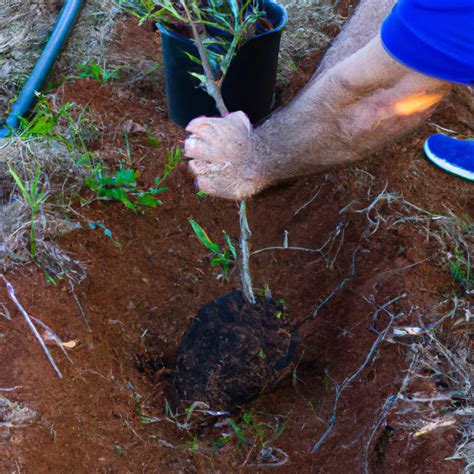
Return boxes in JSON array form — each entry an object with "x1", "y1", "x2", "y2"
[{"x1": 185, "y1": 111, "x2": 269, "y2": 200}]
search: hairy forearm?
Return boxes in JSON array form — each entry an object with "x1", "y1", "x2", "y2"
[
  {"x1": 185, "y1": 34, "x2": 452, "y2": 200},
  {"x1": 255, "y1": 36, "x2": 451, "y2": 184}
]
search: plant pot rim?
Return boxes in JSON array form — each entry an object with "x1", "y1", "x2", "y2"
[{"x1": 156, "y1": 0, "x2": 288, "y2": 44}]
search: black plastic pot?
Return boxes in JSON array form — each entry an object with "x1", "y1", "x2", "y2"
[{"x1": 158, "y1": 1, "x2": 287, "y2": 128}]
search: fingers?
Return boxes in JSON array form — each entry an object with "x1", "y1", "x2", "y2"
[
  {"x1": 185, "y1": 116, "x2": 222, "y2": 135},
  {"x1": 188, "y1": 160, "x2": 237, "y2": 199},
  {"x1": 186, "y1": 111, "x2": 251, "y2": 135},
  {"x1": 184, "y1": 136, "x2": 208, "y2": 161},
  {"x1": 189, "y1": 161, "x2": 253, "y2": 201}
]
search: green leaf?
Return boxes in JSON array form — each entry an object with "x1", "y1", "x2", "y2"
[
  {"x1": 228, "y1": 418, "x2": 248, "y2": 444},
  {"x1": 182, "y1": 51, "x2": 202, "y2": 66},
  {"x1": 210, "y1": 257, "x2": 228, "y2": 266},
  {"x1": 146, "y1": 130, "x2": 162, "y2": 148},
  {"x1": 189, "y1": 220, "x2": 221, "y2": 255},
  {"x1": 224, "y1": 231, "x2": 237, "y2": 259},
  {"x1": 189, "y1": 72, "x2": 207, "y2": 85},
  {"x1": 8, "y1": 166, "x2": 33, "y2": 207}
]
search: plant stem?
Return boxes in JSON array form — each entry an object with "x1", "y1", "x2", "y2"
[
  {"x1": 185, "y1": 5, "x2": 229, "y2": 116},
  {"x1": 239, "y1": 200, "x2": 256, "y2": 304},
  {"x1": 183, "y1": 1, "x2": 255, "y2": 304}
]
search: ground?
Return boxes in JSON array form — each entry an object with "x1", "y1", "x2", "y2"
[{"x1": 0, "y1": 5, "x2": 473, "y2": 474}]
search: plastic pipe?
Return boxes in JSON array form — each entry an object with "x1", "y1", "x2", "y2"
[{"x1": 0, "y1": 0, "x2": 84, "y2": 139}]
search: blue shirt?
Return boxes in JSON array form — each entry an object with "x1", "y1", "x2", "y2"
[{"x1": 381, "y1": 0, "x2": 474, "y2": 85}]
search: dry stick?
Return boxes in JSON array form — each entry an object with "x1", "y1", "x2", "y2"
[
  {"x1": 0, "y1": 274, "x2": 62, "y2": 379},
  {"x1": 184, "y1": 4, "x2": 255, "y2": 303}
]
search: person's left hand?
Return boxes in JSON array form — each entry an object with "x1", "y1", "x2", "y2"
[{"x1": 184, "y1": 111, "x2": 268, "y2": 200}]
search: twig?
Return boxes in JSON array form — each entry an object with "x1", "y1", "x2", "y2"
[
  {"x1": 311, "y1": 298, "x2": 401, "y2": 454},
  {"x1": 180, "y1": 1, "x2": 229, "y2": 116},
  {"x1": 0, "y1": 386, "x2": 22, "y2": 392},
  {"x1": 31, "y1": 316, "x2": 73, "y2": 365},
  {"x1": 368, "y1": 293, "x2": 407, "y2": 330},
  {"x1": 69, "y1": 280, "x2": 91, "y2": 332},
  {"x1": 0, "y1": 274, "x2": 62, "y2": 379},
  {"x1": 248, "y1": 447, "x2": 289, "y2": 468},
  {"x1": 251, "y1": 245, "x2": 324, "y2": 257}
]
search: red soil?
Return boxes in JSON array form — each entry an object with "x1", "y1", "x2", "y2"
[{"x1": 0, "y1": 16, "x2": 471, "y2": 474}]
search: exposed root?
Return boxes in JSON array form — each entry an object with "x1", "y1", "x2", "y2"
[{"x1": 311, "y1": 294, "x2": 404, "y2": 454}]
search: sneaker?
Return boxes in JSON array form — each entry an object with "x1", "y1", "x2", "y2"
[{"x1": 424, "y1": 134, "x2": 474, "y2": 181}]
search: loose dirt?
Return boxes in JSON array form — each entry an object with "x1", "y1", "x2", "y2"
[{"x1": 0, "y1": 13, "x2": 472, "y2": 474}]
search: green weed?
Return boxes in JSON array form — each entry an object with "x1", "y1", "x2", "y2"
[
  {"x1": 15, "y1": 95, "x2": 75, "y2": 145},
  {"x1": 75, "y1": 62, "x2": 123, "y2": 82},
  {"x1": 189, "y1": 220, "x2": 237, "y2": 279},
  {"x1": 213, "y1": 412, "x2": 286, "y2": 455},
  {"x1": 80, "y1": 147, "x2": 181, "y2": 212},
  {"x1": 449, "y1": 246, "x2": 472, "y2": 292}
]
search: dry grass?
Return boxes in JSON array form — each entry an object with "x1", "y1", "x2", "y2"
[
  {"x1": 0, "y1": 1, "x2": 121, "y2": 116},
  {"x1": 278, "y1": 0, "x2": 345, "y2": 80}
]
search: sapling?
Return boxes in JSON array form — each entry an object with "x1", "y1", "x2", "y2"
[
  {"x1": 118, "y1": 0, "x2": 269, "y2": 301},
  {"x1": 179, "y1": 0, "x2": 260, "y2": 302}
]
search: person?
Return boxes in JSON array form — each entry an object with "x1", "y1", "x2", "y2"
[{"x1": 184, "y1": 0, "x2": 474, "y2": 198}]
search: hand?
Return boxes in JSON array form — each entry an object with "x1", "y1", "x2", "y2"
[{"x1": 184, "y1": 111, "x2": 268, "y2": 200}]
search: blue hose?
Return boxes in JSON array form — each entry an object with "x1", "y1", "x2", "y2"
[{"x1": 0, "y1": 0, "x2": 84, "y2": 139}]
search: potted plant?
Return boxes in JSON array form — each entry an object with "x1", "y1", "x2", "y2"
[{"x1": 120, "y1": 0, "x2": 287, "y2": 127}]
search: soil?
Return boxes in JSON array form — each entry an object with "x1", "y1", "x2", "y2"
[
  {"x1": 0, "y1": 12, "x2": 472, "y2": 474},
  {"x1": 173, "y1": 291, "x2": 297, "y2": 410}
]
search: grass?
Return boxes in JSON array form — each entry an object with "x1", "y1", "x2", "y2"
[
  {"x1": 0, "y1": 92, "x2": 180, "y2": 276},
  {"x1": 7, "y1": 164, "x2": 47, "y2": 259}
]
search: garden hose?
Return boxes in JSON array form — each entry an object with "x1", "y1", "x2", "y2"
[{"x1": 0, "y1": 0, "x2": 85, "y2": 139}]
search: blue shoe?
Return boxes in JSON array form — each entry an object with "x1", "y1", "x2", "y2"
[{"x1": 424, "y1": 134, "x2": 474, "y2": 181}]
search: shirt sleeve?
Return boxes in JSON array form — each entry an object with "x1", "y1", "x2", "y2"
[{"x1": 381, "y1": 0, "x2": 474, "y2": 85}]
